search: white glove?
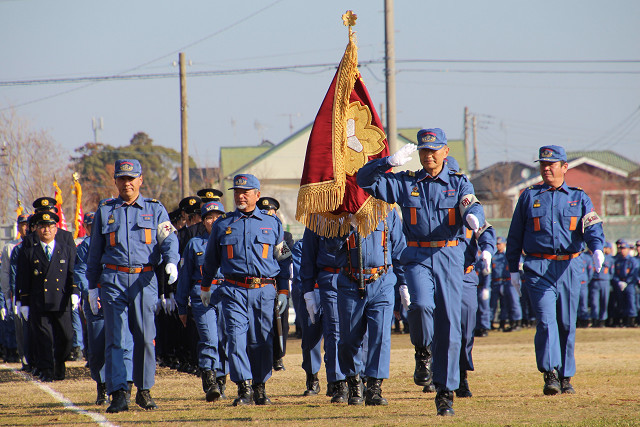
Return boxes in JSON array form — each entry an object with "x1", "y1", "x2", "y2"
[
  {"x1": 304, "y1": 291, "x2": 319, "y2": 324},
  {"x1": 71, "y1": 294, "x2": 80, "y2": 310},
  {"x1": 15, "y1": 300, "x2": 20, "y2": 316},
  {"x1": 388, "y1": 143, "x2": 417, "y2": 167},
  {"x1": 481, "y1": 250, "x2": 492, "y2": 275},
  {"x1": 619, "y1": 281, "x2": 628, "y2": 292},
  {"x1": 466, "y1": 214, "x2": 480, "y2": 232},
  {"x1": 20, "y1": 305, "x2": 29, "y2": 321},
  {"x1": 200, "y1": 289, "x2": 212, "y2": 307},
  {"x1": 0, "y1": 307, "x2": 5, "y2": 321},
  {"x1": 510, "y1": 272, "x2": 522, "y2": 297},
  {"x1": 481, "y1": 288, "x2": 490, "y2": 301},
  {"x1": 592, "y1": 249, "x2": 604, "y2": 273},
  {"x1": 88, "y1": 288, "x2": 100, "y2": 315},
  {"x1": 399, "y1": 284, "x2": 411, "y2": 311},
  {"x1": 277, "y1": 293, "x2": 288, "y2": 315},
  {"x1": 164, "y1": 293, "x2": 177, "y2": 313},
  {"x1": 165, "y1": 263, "x2": 178, "y2": 285}
]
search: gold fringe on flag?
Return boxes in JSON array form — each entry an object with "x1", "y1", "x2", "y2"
[{"x1": 72, "y1": 172, "x2": 82, "y2": 239}]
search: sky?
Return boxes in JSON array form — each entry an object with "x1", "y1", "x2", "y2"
[{"x1": 1, "y1": 0, "x2": 639, "y2": 172}]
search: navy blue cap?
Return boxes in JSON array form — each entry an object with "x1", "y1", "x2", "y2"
[
  {"x1": 416, "y1": 128, "x2": 447, "y2": 150},
  {"x1": 197, "y1": 188, "x2": 223, "y2": 203},
  {"x1": 32, "y1": 210, "x2": 59, "y2": 225},
  {"x1": 201, "y1": 201, "x2": 225, "y2": 217},
  {"x1": 496, "y1": 236, "x2": 505, "y2": 244},
  {"x1": 168, "y1": 208, "x2": 182, "y2": 223},
  {"x1": 33, "y1": 197, "x2": 57, "y2": 211},
  {"x1": 179, "y1": 196, "x2": 202, "y2": 215},
  {"x1": 618, "y1": 239, "x2": 632, "y2": 249},
  {"x1": 229, "y1": 174, "x2": 260, "y2": 190},
  {"x1": 445, "y1": 156, "x2": 460, "y2": 172},
  {"x1": 604, "y1": 241, "x2": 612, "y2": 249},
  {"x1": 84, "y1": 212, "x2": 95, "y2": 225},
  {"x1": 258, "y1": 197, "x2": 280, "y2": 211},
  {"x1": 114, "y1": 159, "x2": 142, "y2": 178},
  {"x1": 535, "y1": 145, "x2": 567, "y2": 163},
  {"x1": 17, "y1": 213, "x2": 30, "y2": 224}
]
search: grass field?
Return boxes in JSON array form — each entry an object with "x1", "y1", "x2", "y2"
[{"x1": 1, "y1": 327, "x2": 639, "y2": 426}]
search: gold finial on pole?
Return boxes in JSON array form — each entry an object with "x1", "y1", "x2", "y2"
[
  {"x1": 342, "y1": 10, "x2": 357, "y2": 37},
  {"x1": 72, "y1": 172, "x2": 79, "y2": 182}
]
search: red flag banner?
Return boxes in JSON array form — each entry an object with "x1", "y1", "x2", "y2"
[
  {"x1": 296, "y1": 24, "x2": 392, "y2": 237},
  {"x1": 53, "y1": 180, "x2": 68, "y2": 231},
  {"x1": 72, "y1": 173, "x2": 85, "y2": 239}
]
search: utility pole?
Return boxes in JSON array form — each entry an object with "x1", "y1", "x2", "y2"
[
  {"x1": 179, "y1": 52, "x2": 190, "y2": 198},
  {"x1": 472, "y1": 114, "x2": 479, "y2": 172},
  {"x1": 464, "y1": 107, "x2": 470, "y2": 171},
  {"x1": 385, "y1": 0, "x2": 398, "y2": 154}
]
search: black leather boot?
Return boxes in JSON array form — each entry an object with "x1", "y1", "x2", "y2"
[
  {"x1": 330, "y1": 380, "x2": 348, "y2": 403},
  {"x1": 455, "y1": 370, "x2": 472, "y2": 398},
  {"x1": 346, "y1": 375, "x2": 363, "y2": 405},
  {"x1": 233, "y1": 380, "x2": 254, "y2": 406},
  {"x1": 106, "y1": 390, "x2": 128, "y2": 413},
  {"x1": 125, "y1": 381, "x2": 133, "y2": 404},
  {"x1": 96, "y1": 382, "x2": 108, "y2": 405},
  {"x1": 435, "y1": 390, "x2": 455, "y2": 416},
  {"x1": 326, "y1": 381, "x2": 335, "y2": 397},
  {"x1": 303, "y1": 372, "x2": 320, "y2": 396},
  {"x1": 560, "y1": 377, "x2": 575, "y2": 394},
  {"x1": 364, "y1": 378, "x2": 388, "y2": 406},
  {"x1": 54, "y1": 362, "x2": 66, "y2": 381},
  {"x1": 135, "y1": 389, "x2": 158, "y2": 410},
  {"x1": 202, "y1": 370, "x2": 221, "y2": 402},
  {"x1": 543, "y1": 370, "x2": 561, "y2": 395},
  {"x1": 252, "y1": 382, "x2": 272, "y2": 405},
  {"x1": 413, "y1": 346, "x2": 432, "y2": 386},
  {"x1": 216, "y1": 375, "x2": 227, "y2": 399}
]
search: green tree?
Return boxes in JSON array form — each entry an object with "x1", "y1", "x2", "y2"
[{"x1": 70, "y1": 132, "x2": 195, "y2": 211}]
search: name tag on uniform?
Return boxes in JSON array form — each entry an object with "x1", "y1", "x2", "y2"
[
  {"x1": 411, "y1": 187, "x2": 419, "y2": 197},
  {"x1": 225, "y1": 227, "x2": 232, "y2": 235},
  {"x1": 444, "y1": 189, "x2": 456, "y2": 197},
  {"x1": 141, "y1": 214, "x2": 153, "y2": 221}
]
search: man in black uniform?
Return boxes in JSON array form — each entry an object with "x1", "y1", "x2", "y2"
[{"x1": 17, "y1": 211, "x2": 79, "y2": 382}]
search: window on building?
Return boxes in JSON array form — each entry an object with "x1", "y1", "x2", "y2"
[{"x1": 604, "y1": 193, "x2": 625, "y2": 216}]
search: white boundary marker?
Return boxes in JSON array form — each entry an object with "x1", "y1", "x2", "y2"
[{"x1": 1, "y1": 364, "x2": 118, "y2": 427}]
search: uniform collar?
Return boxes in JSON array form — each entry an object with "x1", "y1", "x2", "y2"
[
  {"x1": 417, "y1": 164, "x2": 451, "y2": 184},
  {"x1": 539, "y1": 182, "x2": 569, "y2": 194},
  {"x1": 233, "y1": 208, "x2": 265, "y2": 221},
  {"x1": 114, "y1": 195, "x2": 145, "y2": 208}
]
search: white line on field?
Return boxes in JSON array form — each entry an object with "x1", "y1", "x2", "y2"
[{"x1": 1, "y1": 364, "x2": 118, "y2": 427}]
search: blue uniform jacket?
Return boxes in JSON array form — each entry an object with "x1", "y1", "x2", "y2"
[
  {"x1": 291, "y1": 240, "x2": 303, "y2": 291},
  {"x1": 86, "y1": 195, "x2": 179, "y2": 290},
  {"x1": 506, "y1": 182, "x2": 605, "y2": 272},
  {"x1": 357, "y1": 158, "x2": 485, "y2": 256},
  {"x1": 492, "y1": 251, "x2": 510, "y2": 282},
  {"x1": 299, "y1": 228, "x2": 344, "y2": 295},
  {"x1": 74, "y1": 236, "x2": 90, "y2": 297},
  {"x1": 613, "y1": 254, "x2": 638, "y2": 285},
  {"x1": 201, "y1": 209, "x2": 291, "y2": 292}
]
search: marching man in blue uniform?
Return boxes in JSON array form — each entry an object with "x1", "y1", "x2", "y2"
[
  {"x1": 86, "y1": 159, "x2": 180, "y2": 412},
  {"x1": 357, "y1": 128, "x2": 485, "y2": 416},
  {"x1": 201, "y1": 174, "x2": 291, "y2": 406},
  {"x1": 507, "y1": 145, "x2": 605, "y2": 395},
  {"x1": 176, "y1": 200, "x2": 227, "y2": 403}
]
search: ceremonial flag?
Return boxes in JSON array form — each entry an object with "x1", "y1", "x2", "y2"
[
  {"x1": 72, "y1": 172, "x2": 85, "y2": 239},
  {"x1": 53, "y1": 180, "x2": 68, "y2": 231},
  {"x1": 296, "y1": 11, "x2": 392, "y2": 238},
  {"x1": 15, "y1": 200, "x2": 24, "y2": 236}
]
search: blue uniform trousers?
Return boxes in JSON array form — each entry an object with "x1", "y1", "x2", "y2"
[
  {"x1": 460, "y1": 273, "x2": 478, "y2": 372},
  {"x1": 214, "y1": 300, "x2": 229, "y2": 377},
  {"x1": 489, "y1": 280, "x2": 504, "y2": 324},
  {"x1": 2, "y1": 312, "x2": 17, "y2": 350},
  {"x1": 476, "y1": 286, "x2": 491, "y2": 331},
  {"x1": 219, "y1": 282, "x2": 275, "y2": 384},
  {"x1": 503, "y1": 280, "x2": 522, "y2": 322},
  {"x1": 588, "y1": 279, "x2": 610, "y2": 321},
  {"x1": 611, "y1": 281, "x2": 637, "y2": 317},
  {"x1": 337, "y1": 271, "x2": 394, "y2": 379},
  {"x1": 520, "y1": 284, "x2": 536, "y2": 323},
  {"x1": 404, "y1": 247, "x2": 464, "y2": 392},
  {"x1": 577, "y1": 282, "x2": 590, "y2": 321},
  {"x1": 190, "y1": 296, "x2": 219, "y2": 371},
  {"x1": 71, "y1": 307, "x2": 84, "y2": 350},
  {"x1": 291, "y1": 284, "x2": 323, "y2": 376},
  {"x1": 317, "y1": 271, "x2": 346, "y2": 382},
  {"x1": 524, "y1": 257, "x2": 580, "y2": 377},
  {"x1": 83, "y1": 297, "x2": 132, "y2": 384},
  {"x1": 101, "y1": 271, "x2": 157, "y2": 394}
]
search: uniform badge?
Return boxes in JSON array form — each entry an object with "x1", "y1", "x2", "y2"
[
  {"x1": 108, "y1": 215, "x2": 115, "y2": 224},
  {"x1": 60, "y1": 259, "x2": 65, "y2": 263},
  {"x1": 225, "y1": 227, "x2": 232, "y2": 235},
  {"x1": 34, "y1": 269, "x2": 39, "y2": 276},
  {"x1": 411, "y1": 187, "x2": 420, "y2": 197},
  {"x1": 533, "y1": 200, "x2": 541, "y2": 208},
  {"x1": 196, "y1": 251, "x2": 203, "y2": 256}
]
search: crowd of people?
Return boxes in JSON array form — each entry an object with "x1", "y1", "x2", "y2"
[{"x1": 0, "y1": 131, "x2": 637, "y2": 417}]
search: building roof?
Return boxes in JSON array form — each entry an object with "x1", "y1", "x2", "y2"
[
  {"x1": 567, "y1": 150, "x2": 639, "y2": 174},
  {"x1": 471, "y1": 161, "x2": 537, "y2": 196},
  {"x1": 219, "y1": 141, "x2": 274, "y2": 178}
]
